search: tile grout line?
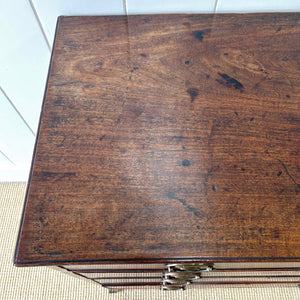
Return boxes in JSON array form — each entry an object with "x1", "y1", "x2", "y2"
[
  {"x1": 0, "y1": 86, "x2": 35, "y2": 137},
  {"x1": 0, "y1": 150, "x2": 16, "y2": 166},
  {"x1": 214, "y1": 0, "x2": 220, "y2": 13},
  {"x1": 28, "y1": 0, "x2": 52, "y2": 51},
  {"x1": 123, "y1": 0, "x2": 128, "y2": 15}
]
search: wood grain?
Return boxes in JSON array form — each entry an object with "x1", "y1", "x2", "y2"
[{"x1": 15, "y1": 14, "x2": 300, "y2": 266}]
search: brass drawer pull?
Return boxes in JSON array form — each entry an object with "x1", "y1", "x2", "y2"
[
  {"x1": 164, "y1": 272, "x2": 200, "y2": 281},
  {"x1": 161, "y1": 284, "x2": 187, "y2": 291},
  {"x1": 161, "y1": 263, "x2": 214, "y2": 290},
  {"x1": 163, "y1": 278, "x2": 191, "y2": 285},
  {"x1": 168, "y1": 263, "x2": 213, "y2": 272}
]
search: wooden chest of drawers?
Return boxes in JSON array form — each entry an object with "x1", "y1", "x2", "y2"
[{"x1": 14, "y1": 13, "x2": 300, "y2": 291}]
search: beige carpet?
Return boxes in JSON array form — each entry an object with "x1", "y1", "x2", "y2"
[{"x1": 1, "y1": 182, "x2": 299, "y2": 299}]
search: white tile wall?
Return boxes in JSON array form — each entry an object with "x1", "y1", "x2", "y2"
[
  {"x1": 32, "y1": 0, "x2": 125, "y2": 48},
  {"x1": 0, "y1": 89, "x2": 35, "y2": 182},
  {"x1": 1, "y1": 0, "x2": 299, "y2": 181},
  {"x1": 217, "y1": 0, "x2": 300, "y2": 13},
  {"x1": 0, "y1": 0, "x2": 50, "y2": 181},
  {"x1": 0, "y1": 0, "x2": 50, "y2": 134},
  {"x1": 125, "y1": 0, "x2": 216, "y2": 14}
]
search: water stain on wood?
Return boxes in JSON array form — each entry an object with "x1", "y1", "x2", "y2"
[
  {"x1": 166, "y1": 192, "x2": 202, "y2": 218},
  {"x1": 216, "y1": 73, "x2": 244, "y2": 91},
  {"x1": 182, "y1": 159, "x2": 191, "y2": 166},
  {"x1": 187, "y1": 88, "x2": 199, "y2": 102},
  {"x1": 192, "y1": 30, "x2": 209, "y2": 42},
  {"x1": 278, "y1": 159, "x2": 300, "y2": 189},
  {"x1": 99, "y1": 135, "x2": 106, "y2": 141}
]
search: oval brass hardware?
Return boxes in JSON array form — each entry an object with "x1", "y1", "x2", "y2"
[
  {"x1": 163, "y1": 278, "x2": 192, "y2": 285},
  {"x1": 164, "y1": 272, "x2": 200, "y2": 281},
  {"x1": 168, "y1": 263, "x2": 214, "y2": 273},
  {"x1": 161, "y1": 284, "x2": 187, "y2": 291},
  {"x1": 161, "y1": 263, "x2": 214, "y2": 291}
]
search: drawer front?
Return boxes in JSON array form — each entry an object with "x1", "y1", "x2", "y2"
[{"x1": 60, "y1": 262, "x2": 300, "y2": 291}]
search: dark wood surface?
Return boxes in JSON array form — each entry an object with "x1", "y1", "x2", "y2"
[{"x1": 15, "y1": 13, "x2": 300, "y2": 266}]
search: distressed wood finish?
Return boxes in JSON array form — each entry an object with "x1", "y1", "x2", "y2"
[{"x1": 15, "y1": 14, "x2": 299, "y2": 267}]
